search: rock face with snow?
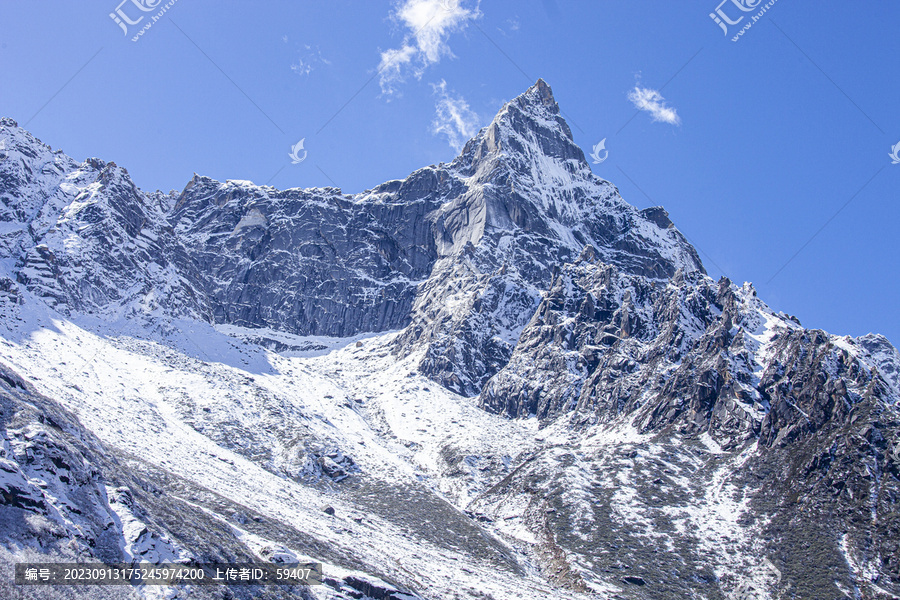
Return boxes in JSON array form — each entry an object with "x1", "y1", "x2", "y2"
[
  {"x1": 0, "y1": 82, "x2": 898, "y2": 600},
  {"x1": 395, "y1": 80, "x2": 703, "y2": 396}
]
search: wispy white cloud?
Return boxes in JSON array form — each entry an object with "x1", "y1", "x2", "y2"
[
  {"x1": 291, "y1": 44, "x2": 331, "y2": 77},
  {"x1": 378, "y1": 0, "x2": 480, "y2": 95},
  {"x1": 627, "y1": 86, "x2": 681, "y2": 125},
  {"x1": 377, "y1": 45, "x2": 417, "y2": 91},
  {"x1": 497, "y1": 16, "x2": 520, "y2": 36},
  {"x1": 431, "y1": 80, "x2": 479, "y2": 151}
]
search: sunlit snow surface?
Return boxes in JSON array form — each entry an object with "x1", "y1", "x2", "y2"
[
  {"x1": 0, "y1": 283, "x2": 895, "y2": 599},
  {"x1": 0, "y1": 299, "x2": 564, "y2": 599}
]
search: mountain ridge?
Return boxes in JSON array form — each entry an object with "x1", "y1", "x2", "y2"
[{"x1": 0, "y1": 81, "x2": 898, "y2": 600}]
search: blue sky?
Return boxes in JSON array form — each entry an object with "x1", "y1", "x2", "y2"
[{"x1": 1, "y1": 1, "x2": 898, "y2": 344}]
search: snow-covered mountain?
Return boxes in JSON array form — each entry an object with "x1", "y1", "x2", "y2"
[{"x1": 0, "y1": 81, "x2": 898, "y2": 600}]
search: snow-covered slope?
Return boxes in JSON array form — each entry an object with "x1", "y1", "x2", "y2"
[{"x1": 0, "y1": 81, "x2": 898, "y2": 600}]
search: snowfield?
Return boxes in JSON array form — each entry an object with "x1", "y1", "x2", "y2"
[{"x1": 0, "y1": 295, "x2": 574, "y2": 599}]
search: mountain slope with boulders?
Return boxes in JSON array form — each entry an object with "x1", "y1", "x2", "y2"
[{"x1": 0, "y1": 80, "x2": 897, "y2": 600}]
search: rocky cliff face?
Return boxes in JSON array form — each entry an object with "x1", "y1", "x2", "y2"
[
  {"x1": 395, "y1": 79, "x2": 703, "y2": 396},
  {"x1": 0, "y1": 81, "x2": 898, "y2": 600}
]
